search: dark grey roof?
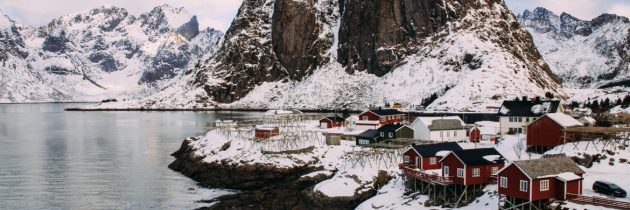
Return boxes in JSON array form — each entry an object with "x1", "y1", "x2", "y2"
[
  {"x1": 370, "y1": 109, "x2": 404, "y2": 116},
  {"x1": 514, "y1": 155, "x2": 584, "y2": 179},
  {"x1": 450, "y1": 148, "x2": 506, "y2": 166},
  {"x1": 377, "y1": 124, "x2": 406, "y2": 132},
  {"x1": 356, "y1": 129, "x2": 379, "y2": 139},
  {"x1": 497, "y1": 100, "x2": 561, "y2": 117},
  {"x1": 428, "y1": 119, "x2": 464, "y2": 131},
  {"x1": 411, "y1": 142, "x2": 463, "y2": 157}
]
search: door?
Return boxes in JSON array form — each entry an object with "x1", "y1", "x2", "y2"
[{"x1": 415, "y1": 157, "x2": 421, "y2": 169}]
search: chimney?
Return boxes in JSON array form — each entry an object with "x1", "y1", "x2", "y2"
[
  {"x1": 522, "y1": 96, "x2": 528, "y2": 101},
  {"x1": 535, "y1": 96, "x2": 542, "y2": 102}
]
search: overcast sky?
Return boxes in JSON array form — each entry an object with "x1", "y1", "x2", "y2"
[{"x1": 0, "y1": 0, "x2": 628, "y2": 31}]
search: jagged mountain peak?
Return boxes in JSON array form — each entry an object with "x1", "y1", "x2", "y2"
[{"x1": 518, "y1": 7, "x2": 630, "y2": 89}]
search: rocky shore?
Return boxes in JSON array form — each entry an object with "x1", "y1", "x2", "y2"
[{"x1": 168, "y1": 136, "x2": 391, "y2": 209}]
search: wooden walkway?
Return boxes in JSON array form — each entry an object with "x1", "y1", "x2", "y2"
[
  {"x1": 400, "y1": 164, "x2": 453, "y2": 185},
  {"x1": 569, "y1": 194, "x2": 630, "y2": 209}
]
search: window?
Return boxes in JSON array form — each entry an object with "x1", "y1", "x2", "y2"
[
  {"x1": 520, "y1": 180, "x2": 528, "y2": 192},
  {"x1": 540, "y1": 180, "x2": 549, "y2": 191},
  {"x1": 362, "y1": 116, "x2": 368, "y2": 120},
  {"x1": 403, "y1": 155, "x2": 410, "y2": 163},
  {"x1": 359, "y1": 139, "x2": 370, "y2": 144},
  {"x1": 454, "y1": 131, "x2": 457, "y2": 137},
  {"x1": 388, "y1": 132, "x2": 393, "y2": 138},
  {"x1": 508, "y1": 128, "x2": 514, "y2": 133},
  {"x1": 517, "y1": 128, "x2": 523, "y2": 133},
  {"x1": 491, "y1": 167, "x2": 498, "y2": 175},
  {"x1": 457, "y1": 168, "x2": 464, "y2": 177},
  {"x1": 380, "y1": 132, "x2": 384, "y2": 137},
  {"x1": 447, "y1": 131, "x2": 450, "y2": 137},
  {"x1": 444, "y1": 166, "x2": 449, "y2": 176},
  {"x1": 429, "y1": 157, "x2": 437, "y2": 165},
  {"x1": 519, "y1": 117, "x2": 523, "y2": 122},
  {"x1": 500, "y1": 177, "x2": 507, "y2": 188},
  {"x1": 509, "y1": 117, "x2": 513, "y2": 122},
  {"x1": 472, "y1": 168, "x2": 480, "y2": 177}
]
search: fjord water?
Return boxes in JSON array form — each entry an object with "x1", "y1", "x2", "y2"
[{"x1": 0, "y1": 103, "x2": 260, "y2": 209}]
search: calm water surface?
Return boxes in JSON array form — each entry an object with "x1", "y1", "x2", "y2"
[{"x1": 0, "y1": 103, "x2": 261, "y2": 209}]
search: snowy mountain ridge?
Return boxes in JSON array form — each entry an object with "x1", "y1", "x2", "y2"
[
  {"x1": 0, "y1": 5, "x2": 222, "y2": 102},
  {"x1": 518, "y1": 7, "x2": 629, "y2": 89},
  {"x1": 98, "y1": 0, "x2": 563, "y2": 111}
]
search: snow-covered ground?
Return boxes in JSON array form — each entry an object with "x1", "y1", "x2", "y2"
[{"x1": 187, "y1": 119, "x2": 629, "y2": 209}]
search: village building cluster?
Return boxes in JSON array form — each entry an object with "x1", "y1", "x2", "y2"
[{"x1": 216, "y1": 96, "x2": 630, "y2": 210}]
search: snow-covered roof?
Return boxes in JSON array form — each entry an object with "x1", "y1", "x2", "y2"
[
  {"x1": 555, "y1": 172, "x2": 582, "y2": 181},
  {"x1": 435, "y1": 151, "x2": 451, "y2": 157},
  {"x1": 579, "y1": 116, "x2": 596, "y2": 125},
  {"x1": 545, "y1": 113, "x2": 582, "y2": 128},
  {"x1": 413, "y1": 116, "x2": 464, "y2": 127},
  {"x1": 255, "y1": 125, "x2": 278, "y2": 130}
]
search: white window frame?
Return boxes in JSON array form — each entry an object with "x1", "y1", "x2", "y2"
[
  {"x1": 472, "y1": 168, "x2": 480, "y2": 177},
  {"x1": 491, "y1": 167, "x2": 498, "y2": 175},
  {"x1": 443, "y1": 166, "x2": 449, "y2": 176},
  {"x1": 359, "y1": 139, "x2": 370, "y2": 144},
  {"x1": 520, "y1": 180, "x2": 528, "y2": 192},
  {"x1": 362, "y1": 116, "x2": 368, "y2": 120},
  {"x1": 380, "y1": 132, "x2": 384, "y2": 137},
  {"x1": 500, "y1": 177, "x2": 507, "y2": 188},
  {"x1": 403, "y1": 155, "x2": 410, "y2": 163},
  {"x1": 457, "y1": 168, "x2": 464, "y2": 178},
  {"x1": 388, "y1": 132, "x2": 393, "y2": 138},
  {"x1": 540, "y1": 180, "x2": 549, "y2": 191},
  {"x1": 429, "y1": 157, "x2": 437, "y2": 165}
]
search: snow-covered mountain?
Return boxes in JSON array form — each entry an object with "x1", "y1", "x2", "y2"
[
  {"x1": 113, "y1": 0, "x2": 562, "y2": 111},
  {"x1": 0, "y1": 5, "x2": 222, "y2": 102},
  {"x1": 518, "y1": 7, "x2": 629, "y2": 88}
]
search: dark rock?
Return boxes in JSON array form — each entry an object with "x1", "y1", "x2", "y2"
[
  {"x1": 42, "y1": 34, "x2": 70, "y2": 53},
  {"x1": 177, "y1": 16, "x2": 200, "y2": 40}
]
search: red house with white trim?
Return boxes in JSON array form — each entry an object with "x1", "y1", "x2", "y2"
[
  {"x1": 401, "y1": 142, "x2": 462, "y2": 170},
  {"x1": 497, "y1": 155, "x2": 584, "y2": 203},
  {"x1": 357, "y1": 108, "x2": 405, "y2": 127},
  {"x1": 526, "y1": 113, "x2": 583, "y2": 151},
  {"x1": 319, "y1": 116, "x2": 345, "y2": 128},
  {"x1": 255, "y1": 125, "x2": 279, "y2": 139},
  {"x1": 440, "y1": 148, "x2": 506, "y2": 185}
]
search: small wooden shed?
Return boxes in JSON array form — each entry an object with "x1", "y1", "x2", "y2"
[{"x1": 255, "y1": 126, "x2": 279, "y2": 139}]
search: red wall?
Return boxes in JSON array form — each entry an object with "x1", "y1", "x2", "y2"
[
  {"x1": 422, "y1": 156, "x2": 441, "y2": 170},
  {"x1": 527, "y1": 116, "x2": 564, "y2": 147},
  {"x1": 498, "y1": 164, "x2": 531, "y2": 200},
  {"x1": 255, "y1": 128, "x2": 279, "y2": 139},
  {"x1": 441, "y1": 154, "x2": 465, "y2": 185},
  {"x1": 564, "y1": 179, "x2": 582, "y2": 199},
  {"x1": 319, "y1": 118, "x2": 344, "y2": 128},
  {"x1": 402, "y1": 149, "x2": 421, "y2": 168},
  {"x1": 465, "y1": 163, "x2": 504, "y2": 185},
  {"x1": 358, "y1": 112, "x2": 380, "y2": 121},
  {"x1": 470, "y1": 128, "x2": 481, "y2": 142},
  {"x1": 531, "y1": 178, "x2": 557, "y2": 201}
]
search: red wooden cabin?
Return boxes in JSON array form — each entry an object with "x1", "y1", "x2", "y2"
[
  {"x1": 527, "y1": 113, "x2": 582, "y2": 151},
  {"x1": 441, "y1": 148, "x2": 505, "y2": 185},
  {"x1": 401, "y1": 142, "x2": 462, "y2": 170},
  {"x1": 357, "y1": 108, "x2": 405, "y2": 126},
  {"x1": 255, "y1": 126, "x2": 279, "y2": 139},
  {"x1": 497, "y1": 155, "x2": 584, "y2": 202},
  {"x1": 469, "y1": 127, "x2": 481, "y2": 143},
  {"x1": 319, "y1": 116, "x2": 345, "y2": 128}
]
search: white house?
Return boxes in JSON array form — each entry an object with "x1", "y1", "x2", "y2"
[
  {"x1": 410, "y1": 116, "x2": 467, "y2": 142},
  {"x1": 497, "y1": 99, "x2": 562, "y2": 135}
]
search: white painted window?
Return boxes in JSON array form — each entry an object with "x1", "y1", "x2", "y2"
[
  {"x1": 472, "y1": 168, "x2": 480, "y2": 177},
  {"x1": 380, "y1": 132, "x2": 384, "y2": 137},
  {"x1": 388, "y1": 132, "x2": 393, "y2": 138},
  {"x1": 362, "y1": 116, "x2": 368, "y2": 120},
  {"x1": 403, "y1": 155, "x2": 410, "y2": 163},
  {"x1": 457, "y1": 168, "x2": 464, "y2": 177},
  {"x1": 500, "y1": 177, "x2": 507, "y2": 188},
  {"x1": 443, "y1": 166, "x2": 449, "y2": 176},
  {"x1": 520, "y1": 180, "x2": 528, "y2": 192},
  {"x1": 491, "y1": 167, "x2": 498, "y2": 175},
  {"x1": 429, "y1": 157, "x2": 437, "y2": 165},
  {"x1": 540, "y1": 180, "x2": 549, "y2": 191},
  {"x1": 359, "y1": 139, "x2": 370, "y2": 144}
]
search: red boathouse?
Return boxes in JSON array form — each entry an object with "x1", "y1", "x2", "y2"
[
  {"x1": 526, "y1": 113, "x2": 582, "y2": 152},
  {"x1": 401, "y1": 142, "x2": 462, "y2": 170},
  {"x1": 441, "y1": 148, "x2": 506, "y2": 185}
]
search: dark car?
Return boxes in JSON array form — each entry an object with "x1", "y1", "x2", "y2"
[{"x1": 593, "y1": 181, "x2": 627, "y2": 198}]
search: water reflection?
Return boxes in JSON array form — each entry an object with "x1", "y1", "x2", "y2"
[{"x1": 0, "y1": 104, "x2": 259, "y2": 209}]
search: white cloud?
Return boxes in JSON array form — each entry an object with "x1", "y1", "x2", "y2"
[
  {"x1": 504, "y1": 0, "x2": 630, "y2": 20},
  {"x1": 0, "y1": 0, "x2": 244, "y2": 31}
]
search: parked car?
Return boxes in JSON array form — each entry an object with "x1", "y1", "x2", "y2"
[{"x1": 593, "y1": 181, "x2": 627, "y2": 198}]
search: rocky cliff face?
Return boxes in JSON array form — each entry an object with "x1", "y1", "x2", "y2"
[
  {"x1": 0, "y1": 5, "x2": 222, "y2": 102},
  {"x1": 133, "y1": 0, "x2": 561, "y2": 111},
  {"x1": 518, "y1": 7, "x2": 629, "y2": 88}
]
